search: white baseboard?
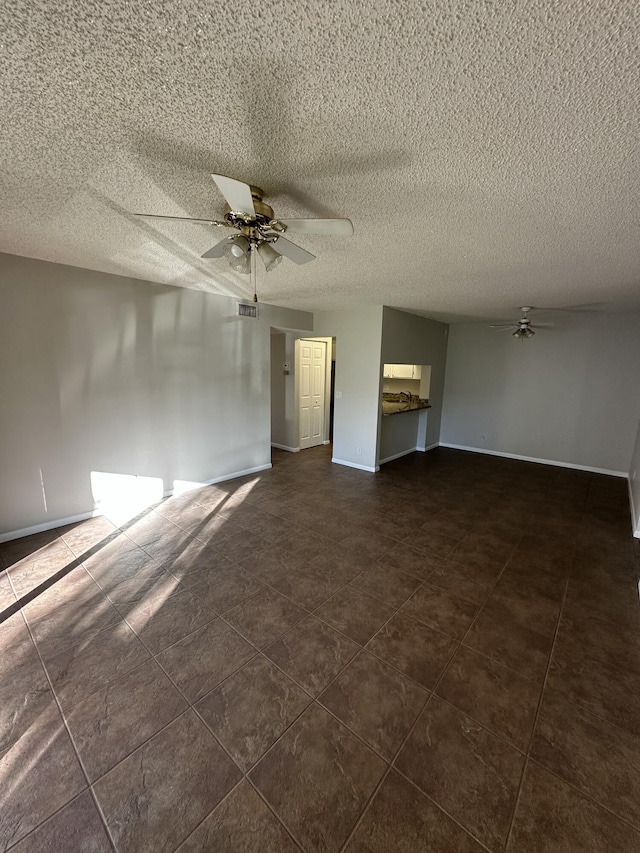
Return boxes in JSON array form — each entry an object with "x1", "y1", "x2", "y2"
[
  {"x1": 379, "y1": 442, "x2": 439, "y2": 464},
  {"x1": 438, "y1": 443, "x2": 627, "y2": 478},
  {"x1": 0, "y1": 463, "x2": 273, "y2": 544},
  {"x1": 379, "y1": 447, "x2": 420, "y2": 465},
  {"x1": 322, "y1": 440, "x2": 331, "y2": 445},
  {"x1": 164, "y1": 463, "x2": 273, "y2": 496},
  {"x1": 628, "y1": 477, "x2": 640, "y2": 539},
  {"x1": 332, "y1": 458, "x2": 379, "y2": 473},
  {"x1": 0, "y1": 510, "x2": 99, "y2": 544},
  {"x1": 271, "y1": 443, "x2": 300, "y2": 453}
]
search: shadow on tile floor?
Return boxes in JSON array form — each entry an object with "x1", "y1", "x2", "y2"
[{"x1": 1, "y1": 445, "x2": 640, "y2": 852}]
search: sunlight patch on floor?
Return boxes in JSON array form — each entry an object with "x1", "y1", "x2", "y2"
[{"x1": 90, "y1": 471, "x2": 164, "y2": 526}]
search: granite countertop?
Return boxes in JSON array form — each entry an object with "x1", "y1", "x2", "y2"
[{"x1": 382, "y1": 400, "x2": 431, "y2": 416}]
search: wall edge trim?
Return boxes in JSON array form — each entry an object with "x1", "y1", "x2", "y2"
[
  {"x1": 0, "y1": 463, "x2": 273, "y2": 543},
  {"x1": 627, "y1": 476, "x2": 640, "y2": 538},
  {"x1": 379, "y1": 447, "x2": 420, "y2": 464},
  {"x1": 271, "y1": 444, "x2": 300, "y2": 453},
  {"x1": 379, "y1": 442, "x2": 440, "y2": 465},
  {"x1": 163, "y1": 463, "x2": 273, "y2": 497},
  {"x1": 0, "y1": 510, "x2": 99, "y2": 544},
  {"x1": 331, "y1": 458, "x2": 379, "y2": 473},
  {"x1": 438, "y1": 443, "x2": 627, "y2": 477}
]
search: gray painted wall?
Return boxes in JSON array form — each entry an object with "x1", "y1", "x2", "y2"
[
  {"x1": 379, "y1": 307, "x2": 449, "y2": 461},
  {"x1": 379, "y1": 410, "x2": 426, "y2": 462},
  {"x1": 314, "y1": 306, "x2": 384, "y2": 471},
  {"x1": 441, "y1": 313, "x2": 640, "y2": 475},
  {"x1": 0, "y1": 253, "x2": 312, "y2": 536},
  {"x1": 629, "y1": 418, "x2": 640, "y2": 536}
]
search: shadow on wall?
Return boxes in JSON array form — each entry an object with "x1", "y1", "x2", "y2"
[{"x1": 0, "y1": 272, "x2": 273, "y2": 538}]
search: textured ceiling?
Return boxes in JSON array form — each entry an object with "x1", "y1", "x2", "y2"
[{"x1": 1, "y1": 0, "x2": 639, "y2": 321}]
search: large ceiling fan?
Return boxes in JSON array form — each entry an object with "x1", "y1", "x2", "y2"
[
  {"x1": 135, "y1": 174, "x2": 353, "y2": 274},
  {"x1": 489, "y1": 307, "x2": 555, "y2": 339}
]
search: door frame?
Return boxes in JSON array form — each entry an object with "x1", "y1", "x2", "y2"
[{"x1": 295, "y1": 337, "x2": 332, "y2": 448}]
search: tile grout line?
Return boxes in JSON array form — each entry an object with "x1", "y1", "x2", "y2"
[
  {"x1": 390, "y1": 765, "x2": 496, "y2": 853},
  {"x1": 334, "y1": 515, "x2": 520, "y2": 851},
  {"x1": 336, "y1": 535, "x2": 526, "y2": 852},
  {"x1": 243, "y1": 774, "x2": 310, "y2": 852},
  {"x1": 61, "y1": 612, "x2": 260, "y2": 853},
  {"x1": 337, "y1": 502, "x2": 540, "y2": 852},
  {"x1": 4, "y1": 572, "x2": 119, "y2": 853},
  {"x1": 505, "y1": 482, "x2": 640, "y2": 842},
  {"x1": 337, "y1": 648, "x2": 474, "y2": 851},
  {"x1": 501, "y1": 483, "x2": 592, "y2": 852},
  {"x1": 37, "y1": 585, "x2": 260, "y2": 839},
  {"x1": 5, "y1": 460, "x2": 633, "y2": 851},
  {"x1": 120, "y1": 579, "x2": 388, "y2": 853},
  {"x1": 2, "y1": 790, "x2": 107, "y2": 853},
  {"x1": 524, "y1": 754, "x2": 640, "y2": 836},
  {"x1": 500, "y1": 575, "x2": 570, "y2": 852},
  {"x1": 75, "y1": 482, "x2": 561, "y2": 849}
]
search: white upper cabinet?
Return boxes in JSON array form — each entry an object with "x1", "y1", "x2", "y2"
[
  {"x1": 383, "y1": 363, "x2": 422, "y2": 379},
  {"x1": 391, "y1": 363, "x2": 414, "y2": 379}
]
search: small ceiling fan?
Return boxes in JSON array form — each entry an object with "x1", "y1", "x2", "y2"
[
  {"x1": 135, "y1": 174, "x2": 353, "y2": 274},
  {"x1": 489, "y1": 307, "x2": 555, "y2": 339}
]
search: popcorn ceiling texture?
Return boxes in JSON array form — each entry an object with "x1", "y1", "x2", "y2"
[{"x1": 1, "y1": 0, "x2": 639, "y2": 320}]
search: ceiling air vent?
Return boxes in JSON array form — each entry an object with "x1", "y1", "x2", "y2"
[{"x1": 237, "y1": 302, "x2": 258, "y2": 318}]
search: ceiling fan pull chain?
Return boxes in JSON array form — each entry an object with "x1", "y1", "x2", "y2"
[{"x1": 251, "y1": 242, "x2": 258, "y2": 303}]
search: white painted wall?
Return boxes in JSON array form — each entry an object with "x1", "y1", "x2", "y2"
[
  {"x1": 276, "y1": 331, "x2": 302, "y2": 452},
  {"x1": 0, "y1": 253, "x2": 312, "y2": 536},
  {"x1": 314, "y1": 306, "x2": 384, "y2": 472},
  {"x1": 380, "y1": 307, "x2": 449, "y2": 462},
  {"x1": 270, "y1": 333, "x2": 288, "y2": 448},
  {"x1": 629, "y1": 419, "x2": 640, "y2": 536},
  {"x1": 441, "y1": 313, "x2": 640, "y2": 475}
]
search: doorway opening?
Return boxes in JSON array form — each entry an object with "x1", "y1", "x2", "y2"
[
  {"x1": 298, "y1": 338, "x2": 327, "y2": 449},
  {"x1": 269, "y1": 331, "x2": 335, "y2": 455}
]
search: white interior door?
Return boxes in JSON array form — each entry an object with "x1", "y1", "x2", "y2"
[{"x1": 298, "y1": 340, "x2": 326, "y2": 449}]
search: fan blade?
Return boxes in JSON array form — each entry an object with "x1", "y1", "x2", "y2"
[
  {"x1": 201, "y1": 238, "x2": 230, "y2": 258},
  {"x1": 211, "y1": 174, "x2": 255, "y2": 215},
  {"x1": 135, "y1": 213, "x2": 225, "y2": 226},
  {"x1": 529, "y1": 303, "x2": 604, "y2": 314},
  {"x1": 272, "y1": 237, "x2": 316, "y2": 265},
  {"x1": 276, "y1": 218, "x2": 354, "y2": 236},
  {"x1": 489, "y1": 324, "x2": 516, "y2": 328}
]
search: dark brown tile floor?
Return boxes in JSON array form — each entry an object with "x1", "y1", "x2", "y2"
[{"x1": 1, "y1": 446, "x2": 640, "y2": 852}]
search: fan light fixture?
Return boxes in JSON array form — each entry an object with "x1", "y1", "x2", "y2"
[
  {"x1": 257, "y1": 241, "x2": 282, "y2": 272},
  {"x1": 490, "y1": 306, "x2": 555, "y2": 338},
  {"x1": 135, "y1": 174, "x2": 353, "y2": 280},
  {"x1": 228, "y1": 235, "x2": 250, "y2": 257},
  {"x1": 513, "y1": 327, "x2": 535, "y2": 339}
]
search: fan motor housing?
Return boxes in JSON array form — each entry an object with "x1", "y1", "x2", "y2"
[{"x1": 223, "y1": 185, "x2": 274, "y2": 227}]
